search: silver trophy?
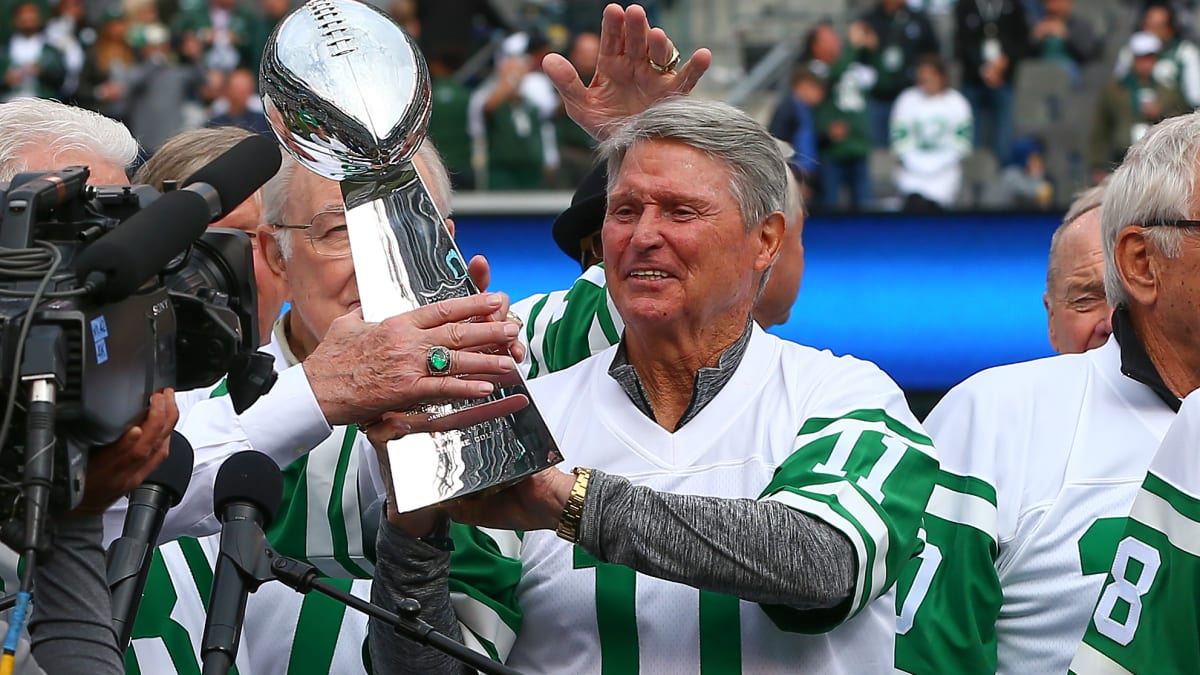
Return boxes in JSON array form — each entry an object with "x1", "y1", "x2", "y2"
[{"x1": 260, "y1": 0, "x2": 561, "y2": 513}]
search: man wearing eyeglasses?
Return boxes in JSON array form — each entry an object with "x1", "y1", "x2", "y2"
[
  {"x1": 894, "y1": 112, "x2": 1200, "y2": 674},
  {"x1": 122, "y1": 131, "x2": 526, "y2": 674}
]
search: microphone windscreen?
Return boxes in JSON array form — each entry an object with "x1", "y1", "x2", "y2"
[
  {"x1": 74, "y1": 189, "x2": 210, "y2": 302},
  {"x1": 181, "y1": 135, "x2": 282, "y2": 217},
  {"x1": 212, "y1": 451, "x2": 284, "y2": 525},
  {"x1": 143, "y1": 431, "x2": 194, "y2": 506}
]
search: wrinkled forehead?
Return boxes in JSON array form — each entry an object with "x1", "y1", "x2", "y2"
[
  {"x1": 286, "y1": 167, "x2": 343, "y2": 221},
  {"x1": 610, "y1": 138, "x2": 731, "y2": 188}
]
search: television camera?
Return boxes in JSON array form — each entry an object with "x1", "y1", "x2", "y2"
[{"x1": 0, "y1": 136, "x2": 280, "y2": 545}]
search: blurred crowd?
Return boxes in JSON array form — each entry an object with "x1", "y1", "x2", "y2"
[
  {"x1": 3, "y1": 0, "x2": 1197, "y2": 210},
  {"x1": 769, "y1": 0, "x2": 1200, "y2": 211},
  {"x1": 0, "y1": 0, "x2": 650, "y2": 186}
]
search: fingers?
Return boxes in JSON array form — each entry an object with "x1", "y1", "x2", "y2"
[
  {"x1": 545, "y1": 53, "x2": 590, "y2": 109},
  {"x1": 423, "y1": 375, "x2": 497, "y2": 400},
  {"x1": 140, "y1": 390, "x2": 177, "y2": 449},
  {"x1": 467, "y1": 254, "x2": 491, "y2": 293},
  {"x1": 646, "y1": 27, "x2": 675, "y2": 68},
  {"x1": 405, "y1": 292, "x2": 507, "y2": 329},
  {"x1": 432, "y1": 318, "x2": 519, "y2": 353},
  {"x1": 440, "y1": 349, "x2": 517, "y2": 378},
  {"x1": 138, "y1": 434, "x2": 171, "y2": 484},
  {"x1": 365, "y1": 413, "x2": 413, "y2": 448},
  {"x1": 623, "y1": 4, "x2": 650, "y2": 65},
  {"x1": 161, "y1": 388, "x2": 179, "y2": 432},
  {"x1": 673, "y1": 48, "x2": 712, "y2": 94},
  {"x1": 599, "y1": 3, "x2": 625, "y2": 58},
  {"x1": 510, "y1": 340, "x2": 527, "y2": 365}
]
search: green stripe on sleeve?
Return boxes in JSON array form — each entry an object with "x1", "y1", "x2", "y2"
[
  {"x1": 761, "y1": 409, "x2": 938, "y2": 629},
  {"x1": 796, "y1": 409, "x2": 933, "y2": 447},
  {"x1": 1142, "y1": 472, "x2": 1200, "y2": 522}
]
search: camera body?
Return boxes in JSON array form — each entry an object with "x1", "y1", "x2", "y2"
[{"x1": 0, "y1": 167, "x2": 269, "y2": 521}]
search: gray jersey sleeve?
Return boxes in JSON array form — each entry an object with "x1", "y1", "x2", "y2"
[{"x1": 578, "y1": 470, "x2": 856, "y2": 611}]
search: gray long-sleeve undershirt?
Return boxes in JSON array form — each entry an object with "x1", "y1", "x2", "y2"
[
  {"x1": 26, "y1": 513, "x2": 124, "y2": 675},
  {"x1": 370, "y1": 470, "x2": 856, "y2": 673}
]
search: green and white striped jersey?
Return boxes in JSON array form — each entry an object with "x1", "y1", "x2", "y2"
[
  {"x1": 512, "y1": 264, "x2": 622, "y2": 378},
  {"x1": 1071, "y1": 389, "x2": 1200, "y2": 674},
  {"x1": 123, "y1": 269, "x2": 622, "y2": 674},
  {"x1": 125, "y1": 325, "x2": 385, "y2": 675},
  {"x1": 446, "y1": 326, "x2": 939, "y2": 673},
  {"x1": 894, "y1": 340, "x2": 1177, "y2": 674}
]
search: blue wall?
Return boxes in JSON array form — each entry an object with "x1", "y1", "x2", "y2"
[{"x1": 454, "y1": 211, "x2": 1063, "y2": 391}]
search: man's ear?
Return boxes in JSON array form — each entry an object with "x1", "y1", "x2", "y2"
[
  {"x1": 755, "y1": 211, "x2": 786, "y2": 273},
  {"x1": 257, "y1": 224, "x2": 288, "y2": 280},
  {"x1": 1115, "y1": 225, "x2": 1157, "y2": 307},
  {"x1": 445, "y1": 218, "x2": 456, "y2": 238}
]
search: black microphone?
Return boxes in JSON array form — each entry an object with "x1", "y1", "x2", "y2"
[
  {"x1": 181, "y1": 135, "x2": 282, "y2": 221},
  {"x1": 201, "y1": 451, "x2": 284, "y2": 675},
  {"x1": 107, "y1": 431, "x2": 194, "y2": 649},
  {"x1": 74, "y1": 135, "x2": 282, "y2": 303},
  {"x1": 74, "y1": 189, "x2": 210, "y2": 303}
]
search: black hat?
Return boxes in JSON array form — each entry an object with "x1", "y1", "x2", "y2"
[{"x1": 552, "y1": 162, "x2": 607, "y2": 265}]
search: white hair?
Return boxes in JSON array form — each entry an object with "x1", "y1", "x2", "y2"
[
  {"x1": 1100, "y1": 112, "x2": 1200, "y2": 306},
  {"x1": 0, "y1": 98, "x2": 138, "y2": 181},
  {"x1": 265, "y1": 139, "x2": 453, "y2": 260}
]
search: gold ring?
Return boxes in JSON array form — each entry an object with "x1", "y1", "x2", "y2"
[
  {"x1": 649, "y1": 46, "x2": 681, "y2": 74},
  {"x1": 507, "y1": 311, "x2": 524, "y2": 331}
]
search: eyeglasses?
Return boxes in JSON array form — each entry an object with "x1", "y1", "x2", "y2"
[
  {"x1": 1144, "y1": 219, "x2": 1200, "y2": 228},
  {"x1": 271, "y1": 209, "x2": 351, "y2": 257}
]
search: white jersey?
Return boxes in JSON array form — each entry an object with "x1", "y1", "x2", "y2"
[
  {"x1": 889, "y1": 85, "x2": 972, "y2": 207},
  {"x1": 127, "y1": 319, "x2": 386, "y2": 675},
  {"x1": 895, "y1": 338, "x2": 1177, "y2": 674},
  {"x1": 104, "y1": 326, "x2": 333, "y2": 546},
  {"x1": 450, "y1": 325, "x2": 939, "y2": 674},
  {"x1": 1072, "y1": 389, "x2": 1200, "y2": 673}
]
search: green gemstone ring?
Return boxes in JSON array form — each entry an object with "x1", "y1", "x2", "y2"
[{"x1": 427, "y1": 345, "x2": 452, "y2": 376}]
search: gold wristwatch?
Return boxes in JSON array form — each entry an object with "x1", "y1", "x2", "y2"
[{"x1": 556, "y1": 467, "x2": 592, "y2": 543}]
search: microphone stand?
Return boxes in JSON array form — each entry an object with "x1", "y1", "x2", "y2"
[
  {"x1": 269, "y1": 556, "x2": 521, "y2": 675},
  {"x1": 203, "y1": 516, "x2": 521, "y2": 675}
]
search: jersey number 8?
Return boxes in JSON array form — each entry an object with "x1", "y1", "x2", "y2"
[{"x1": 1091, "y1": 536, "x2": 1161, "y2": 646}]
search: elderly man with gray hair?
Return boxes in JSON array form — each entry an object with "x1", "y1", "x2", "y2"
[
  {"x1": 123, "y1": 135, "x2": 511, "y2": 674},
  {"x1": 1043, "y1": 180, "x2": 1113, "y2": 354},
  {"x1": 514, "y1": 140, "x2": 806, "y2": 378},
  {"x1": 896, "y1": 111, "x2": 1200, "y2": 674},
  {"x1": 366, "y1": 97, "x2": 939, "y2": 674}
]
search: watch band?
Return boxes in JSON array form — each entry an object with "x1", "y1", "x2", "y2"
[{"x1": 556, "y1": 467, "x2": 592, "y2": 543}]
